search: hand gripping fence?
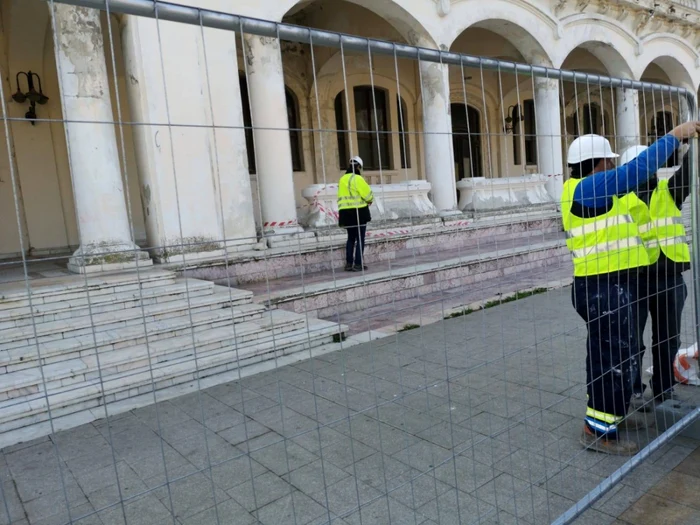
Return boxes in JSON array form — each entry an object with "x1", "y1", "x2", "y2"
[{"x1": 1, "y1": 1, "x2": 699, "y2": 524}]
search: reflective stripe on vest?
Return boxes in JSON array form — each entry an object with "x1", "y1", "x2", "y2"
[
  {"x1": 337, "y1": 173, "x2": 371, "y2": 210},
  {"x1": 649, "y1": 181, "x2": 690, "y2": 264},
  {"x1": 567, "y1": 215, "x2": 632, "y2": 238},
  {"x1": 571, "y1": 237, "x2": 643, "y2": 259},
  {"x1": 561, "y1": 178, "x2": 649, "y2": 277},
  {"x1": 623, "y1": 181, "x2": 690, "y2": 265},
  {"x1": 638, "y1": 217, "x2": 683, "y2": 235},
  {"x1": 646, "y1": 237, "x2": 689, "y2": 249}
]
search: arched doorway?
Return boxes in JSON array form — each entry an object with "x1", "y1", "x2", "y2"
[{"x1": 451, "y1": 103, "x2": 482, "y2": 180}]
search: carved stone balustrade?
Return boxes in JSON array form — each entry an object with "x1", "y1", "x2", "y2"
[
  {"x1": 456, "y1": 175, "x2": 555, "y2": 212},
  {"x1": 300, "y1": 180, "x2": 437, "y2": 228}
]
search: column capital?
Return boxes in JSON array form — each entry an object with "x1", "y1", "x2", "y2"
[{"x1": 534, "y1": 76, "x2": 560, "y2": 91}]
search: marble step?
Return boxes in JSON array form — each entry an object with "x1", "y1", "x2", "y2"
[
  {"x1": 254, "y1": 238, "x2": 567, "y2": 318},
  {"x1": 1, "y1": 303, "x2": 267, "y2": 372},
  {"x1": 0, "y1": 270, "x2": 176, "y2": 310},
  {"x1": 1, "y1": 309, "x2": 307, "y2": 398},
  {"x1": 0, "y1": 318, "x2": 344, "y2": 437},
  {"x1": 0, "y1": 287, "x2": 254, "y2": 350},
  {"x1": 0, "y1": 279, "x2": 216, "y2": 329}
]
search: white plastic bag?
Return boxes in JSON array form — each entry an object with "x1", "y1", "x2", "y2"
[{"x1": 644, "y1": 344, "x2": 700, "y2": 386}]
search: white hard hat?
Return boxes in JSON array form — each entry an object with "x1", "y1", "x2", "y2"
[
  {"x1": 567, "y1": 134, "x2": 619, "y2": 164},
  {"x1": 619, "y1": 145, "x2": 648, "y2": 166},
  {"x1": 350, "y1": 156, "x2": 363, "y2": 168}
]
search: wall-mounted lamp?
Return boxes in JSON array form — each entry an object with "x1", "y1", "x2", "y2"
[
  {"x1": 503, "y1": 104, "x2": 521, "y2": 134},
  {"x1": 12, "y1": 71, "x2": 49, "y2": 125}
]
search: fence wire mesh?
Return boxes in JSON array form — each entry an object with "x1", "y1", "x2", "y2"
[{"x1": 1, "y1": 1, "x2": 700, "y2": 524}]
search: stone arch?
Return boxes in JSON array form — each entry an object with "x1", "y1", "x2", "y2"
[
  {"x1": 555, "y1": 15, "x2": 638, "y2": 77},
  {"x1": 309, "y1": 50, "x2": 420, "y2": 183},
  {"x1": 637, "y1": 53, "x2": 696, "y2": 140},
  {"x1": 444, "y1": 0, "x2": 555, "y2": 66},
  {"x1": 637, "y1": 38, "x2": 698, "y2": 90},
  {"x1": 274, "y1": 0, "x2": 438, "y2": 48},
  {"x1": 311, "y1": 50, "x2": 418, "y2": 113}
]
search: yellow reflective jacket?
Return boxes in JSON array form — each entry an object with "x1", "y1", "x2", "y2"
[
  {"x1": 338, "y1": 172, "x2": 373, "y2": 210},
  {"x1": 561, "y1": 178, "x2": 649, "y2": 277},
  {"x1": 621, "y1": 180, "x2": 690, "y2": 265}
]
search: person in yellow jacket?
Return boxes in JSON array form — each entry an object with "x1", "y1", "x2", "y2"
[
  {"x1": 562, "y1": 121, "x2": 699, "y2": 456},
  {"x1": 618, "y1": 144, "x2": 693, "y2": 412},
  {"x1": 338, "y1": 156, "x2": 373, "y2": 272}
]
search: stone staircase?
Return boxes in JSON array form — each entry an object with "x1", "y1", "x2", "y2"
[
  {"x1": 0, "y1": 270, "x2": 345, "y2": 448},
  {"x1": 235, "y1": 212, "x2": 568, "y2": 324}
]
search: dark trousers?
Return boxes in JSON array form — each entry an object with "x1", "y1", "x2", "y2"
[
  {"x1": 633, "y1": 272, "x2": 687, "y2": 396},
  {"x1": 345, "y1": 224, "x2": 367, "y2": 266},
  {"x1": 572, "y1": 274, "x2": 640, "y2": 431}
]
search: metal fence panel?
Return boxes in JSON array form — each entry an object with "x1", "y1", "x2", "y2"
[{"x1": 0, "y1": 1, "x2": 699, "y2": 524}]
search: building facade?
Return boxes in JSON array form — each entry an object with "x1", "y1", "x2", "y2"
[{"x1": 1, "y1": 0, "x2": 700, "y2": 271}]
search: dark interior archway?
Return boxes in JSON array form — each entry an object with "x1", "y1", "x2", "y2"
[{"x1": 451, "y1": 103, "x2": 482, "y2": 180}]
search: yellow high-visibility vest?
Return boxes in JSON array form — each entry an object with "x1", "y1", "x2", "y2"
[
  {"x1": 619, "y1": 192, "x2": 655, "y2": 257},
  {"x1": 561, "y1": 178, "x2": 649, "y2": 277},
  {"x1": 621, "y1": 180, "x2": 690, "y2": 265},
  {"x1": 338, "y1": 172, "x2": 373, "y2": 210}
]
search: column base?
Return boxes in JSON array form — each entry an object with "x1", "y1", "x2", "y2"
[{"x1": 67, "y1": 242, "x2": 153, "y2": 274}]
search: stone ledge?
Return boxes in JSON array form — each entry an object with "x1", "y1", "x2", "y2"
[
  {"x1": 258, "y1": 238, "x2": 566, "y2": 305},
  {"x1": 169, "y1": 209, "x2": 562, "y2": 279}
]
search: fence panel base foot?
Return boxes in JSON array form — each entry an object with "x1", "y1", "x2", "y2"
[{"x1": 655, "y1": 400, "x2": 700, "y2": 439}]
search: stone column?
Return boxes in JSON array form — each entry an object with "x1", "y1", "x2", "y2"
[
  {"x1": 53, "y1": 5, "x2": 151, "y2": 273},
  {"x1": 534, "y1": 77, "x2": 564, "y2": 201},
  {"x1": 243, "y1": 35, "x2": 302, "y2": 233},
  {"x1": 121, "y1": 16, "x2": 257, "y2": 262},
  {"x1": 616, "y1": 88, "x2": 640, "y2": 154},
  {"x1": 420, "y1": 61, "x2": 458, "y2": 214}
]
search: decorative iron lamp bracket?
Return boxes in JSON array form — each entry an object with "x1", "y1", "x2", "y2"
[
  {"x1": 503, "y1": 104, "x2": 521, "y2": 134},
  {"x1": 12, "y1": 71, "x2": 49, "y2": 125}
]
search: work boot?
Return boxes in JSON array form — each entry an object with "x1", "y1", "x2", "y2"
[
  {"x1": 580, "y1": 425, "x2": 639, "y2": 456},
  {"x1": 344, "y1": 263, "x2": 354, "y2": 272},
  {"x1": 618, "y1": 413, "x2": 650, "y2": 431},
  {"x1": 629, "y1": 393, "x2": 652, "y2": 413}
]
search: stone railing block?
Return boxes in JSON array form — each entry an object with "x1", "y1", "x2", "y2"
[
  {"x1": 457, "y1": 175, "x2": 554, "y2": 212},
  {"x1": 300, "y1": 180, "x2": 438, "y2": 228}
]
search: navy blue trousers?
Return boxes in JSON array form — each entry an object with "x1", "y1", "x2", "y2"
[
  {"x1": 633, "y1": 272, "x2": 687, "y2": 396},
  {"x1": 572, "y1": 274, "x2": 640, "y2": 433},
  {"x1": 345, "y1": 224, "x2": 367, "y2": 266}
]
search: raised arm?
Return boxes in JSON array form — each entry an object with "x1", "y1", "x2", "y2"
[
  {"x1": 667, "y1": 147, "x2": 692, "y2": 208},
  {"x1": 573, "y1": 135, "x2": 679, "y2": 208}
]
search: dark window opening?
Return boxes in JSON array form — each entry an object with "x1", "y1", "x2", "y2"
[
  {"x1": 286, "y1": 88, "x2": 303, "y2": 172},
  {"x1": 451, "y1": 103, "x2": 482, "y2": 179},
  {"x1": 523, "y1": 99, "x2": 537, "y2": 166},
  {"x1": 239, "y1": 74, "x2": 304, "y2": 174},
  {"x1": 397, "y1": 96, "x2": 411, "y2": 169},
  {"x1": 335, "y1": 93, "x2": 349, "y2": 169},
  {"x1": 239, "y1": 75, "x2": 256, "y2": 175},
  {"x1": 353, "y1": 86, "x2": 391, "y2": 171}
]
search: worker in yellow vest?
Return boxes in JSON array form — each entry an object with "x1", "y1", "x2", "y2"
[
  {"x1": 562, "y1": 121, "x2": 699, "y2": 456},
  {"x1": 338, "y1": 156, "x2": 373, "y2": 272},
  {"x1": 618, "y1": 144, "x2": 692, "y2": 412}
]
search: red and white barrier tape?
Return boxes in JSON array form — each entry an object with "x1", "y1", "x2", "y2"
[{"x1": 263, "y1": 219, "x2": 298, "y2": 228}]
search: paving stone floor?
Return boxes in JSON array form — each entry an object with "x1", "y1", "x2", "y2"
[{"x1": 2, "y1": 281, "x2": 700, "y2": 525}]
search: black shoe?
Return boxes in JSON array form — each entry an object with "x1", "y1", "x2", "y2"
[
  {"x1": 655, "y1": 388, "x2": 680, "y2": 404},
  {"x1": 344, "y1": 264, "x2": 354, "y2": 272},
  {"x1": 353, "y1": 265, "x2": 368, "y2": 272}
]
